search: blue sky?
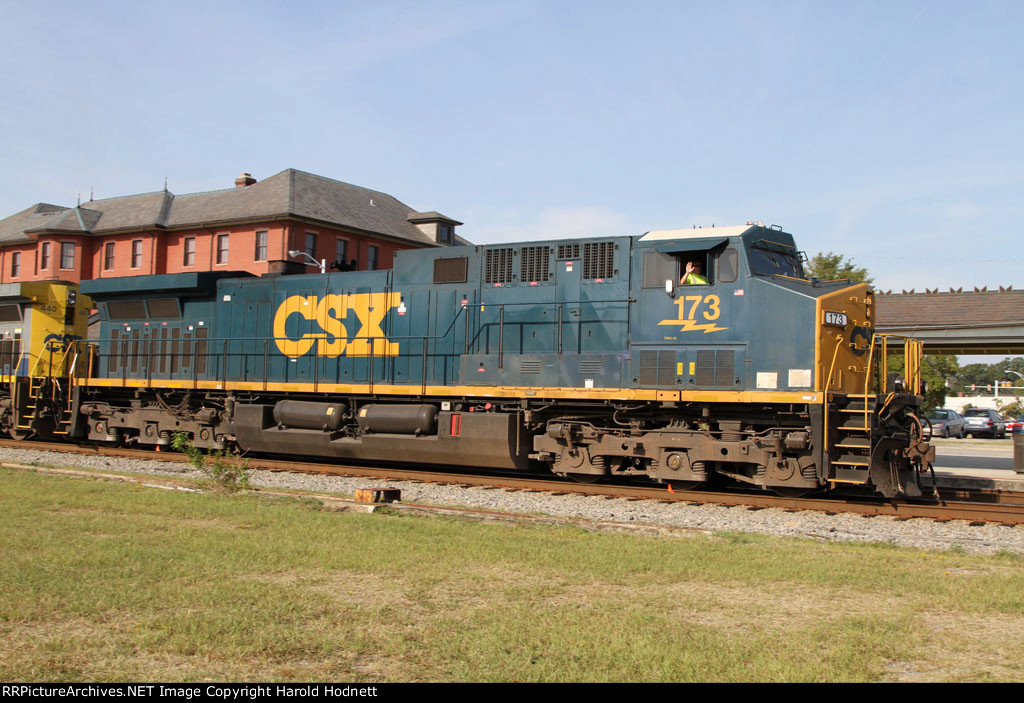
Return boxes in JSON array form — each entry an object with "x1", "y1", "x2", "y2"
[{"x1": 1, "y1": 0, "x2": 1021, "y2": 294}]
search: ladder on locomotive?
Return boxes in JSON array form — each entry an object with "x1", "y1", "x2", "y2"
[
  {"x1": 832, "y1": 393, "x2": 875, "y2": 479},
  {"x1": 828, "y1": 335, "x2": 923, "y2": 484},
  {"x1": 15, "y1": 342, "x2": 76, "y2": 434}
]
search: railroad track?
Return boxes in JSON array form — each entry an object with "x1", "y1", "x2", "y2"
[{"x1": 1, "y1": 438, "x2": 1023, "y2": 526}]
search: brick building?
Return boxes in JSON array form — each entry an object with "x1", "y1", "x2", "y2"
[{"x1": 0, "y1": 169, "x2": 465, "y2": 284}]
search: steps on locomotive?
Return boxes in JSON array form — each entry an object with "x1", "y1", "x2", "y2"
[
  {"x1": 15, "y1": 377, "x2": 45, "y2": 430},
  {"x1": 830, "y1": 394, "x2": 877, "y2": 479}
]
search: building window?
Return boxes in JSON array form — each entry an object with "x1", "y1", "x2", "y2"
[
  {"x1": 60, "y1": 242, "x2": 75, "y2": 270},
  {"x1": 336, "y1": 238, "x2": 347, "y2": 267},
  {"x1": 367, "y1": 245, "x2": 379, "y2": 271},
  {"x1": 131, "y1": 239, "x2": 143, "y2": 269},
  {"x1": 305, "y1": 232, "x2": 317, "y2": 259},
  {"x1": 10, "y1": 252, "x2": 20, "y2": 278},
  {"x1": 255, "y1": 231, "x2": 268, "y2": 261},
  {"x1": 183, "y1": 237, "x2": 196, "y2": 267},
  {"x1": 439, "y1": 224, "x2": 452, "y2": 244},
  {"x1": 104, "y1": 242, "x2": 115, "y2": 271},
  {"x1": 216, "y1": 234, "x2": 229, "y2": 265},
  {"x1": 40, "y1": 242, "x2": 50, "y2": 270}
]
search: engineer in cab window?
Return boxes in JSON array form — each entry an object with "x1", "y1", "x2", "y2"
[{"x1": 680, "y1": 259, "x2": 708, "y2": 285}]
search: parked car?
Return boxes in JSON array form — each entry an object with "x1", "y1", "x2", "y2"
[
  {"x1": 962, "y1": 408, "x2": 1007, "y2": 438},
  {"x1": 924, "y1": 408, "x2": 965, "y2": 438},
  {"x1": 1005, "y1": 416, "x2": 1024, "y2": 434}
]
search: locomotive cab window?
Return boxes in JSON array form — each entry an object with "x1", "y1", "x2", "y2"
[
  {"x1": 678, "y1": 252, "x2": 711, "y2": 286},
  {"x1": 747, "y1": 239, "x2": 804, "y2": 278},
  {"x1": 643, "y1": 250, "x2": 718, "y2": 288},
  {"x1": 642, "y1": 251, "x2": 677, "y2": 288},
  {"x1": 717, "y1": 248, "x2": 738, "y2": 283}
]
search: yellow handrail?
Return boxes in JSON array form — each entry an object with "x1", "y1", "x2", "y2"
[{"x1": 822, "y1": 334, "x2": 845, "y2": 451}]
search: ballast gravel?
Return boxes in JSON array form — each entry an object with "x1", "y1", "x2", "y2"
[{"x1": 4, "y1": 446, "x2": 1024, "y2": 555}]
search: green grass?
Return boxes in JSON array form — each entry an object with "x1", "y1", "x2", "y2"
[{"x1": 1, "y1": 466, "x2": 1023, "y2": 681}]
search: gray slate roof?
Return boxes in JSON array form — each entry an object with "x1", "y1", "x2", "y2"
[{"x1": 0, "y1": 169, "x2": 446, "y2": 246}]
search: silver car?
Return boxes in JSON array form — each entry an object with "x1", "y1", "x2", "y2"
[
  {"x1": 924, "y1": 408, "x2": 965, "y2": 438},
  {"x1": 962, "y1": 408, "x2": 1007, "y2": 438}
]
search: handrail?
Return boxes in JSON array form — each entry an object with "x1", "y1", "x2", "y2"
[{"x1": 822, "y1": 334, "x2": 845, "y2": 450}]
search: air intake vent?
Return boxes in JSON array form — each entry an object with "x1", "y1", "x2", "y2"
[
  {"x1": 638, "y1": 350, "x2": 675, "y2": 386},
  {"x1": 484, "y1": 248, "x2": 514, "y2": 284},
  {"x1": 434, "y1": 257, "x2": 468, "y2": 283},
  {"x1": 579, "y1": 359, "x2": 604, "y2": 375},
  {"x1": 583, "y1": 241, "x2": 615, "y2": 279},
  {"x1": 520, "y1": 246, "x2": 550, "y2": 283},
  {"x1": 520, "y1": 360, "x2": 542, "y2": 374},
  {"x1": 557, "y1": 244, "x2": 580, "y2": 260},
  {"x1": 696, "y1": 350, "x2": 736, "y2": 387}
]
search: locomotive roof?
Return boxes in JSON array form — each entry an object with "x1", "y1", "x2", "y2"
[{"x1": 639, "y1": 224, "x2": 766, "y2": 241}]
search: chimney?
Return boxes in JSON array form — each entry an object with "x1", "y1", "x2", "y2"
[{"x1": 234, "y1": 172, "x2": 257, "y2": 188}]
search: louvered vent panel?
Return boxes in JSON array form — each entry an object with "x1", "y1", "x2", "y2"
[
  {"x1": 579, "y1": 360, "x2": 604, "y2": 375},
  {"x1": 520, "y1": 246, "x2": 550, "y2": 282},
  {"x1": 433, "y1": 257, "x2": 468, "y2": 283},
  {"x1": 696, "y1": 350, "x2": 736, "y2": 387},
  {"x1": 696, "y1": 351, "x2": 717, "y2": 387},
  {"x1": 557, "y1": 244, "x2": 580, "y2": 260},
  {"x1": 715, "y1": 350, "x2": 735, "y2": 386},
  {"x1": 639, "y1": 350, "x2": 675, "y2": 386},
  {"x1": 583, "y1": 241, "x2": 615, "y2": 279},
  {"x1": 657, "y1": 352, "x2": 676, "y2": 385},
  {"x1": 520, "y1": 360, "x2": 542, "y2": 374},
  {"x1": 484, "y1": 248, "x2": 514, "y2": 284},
  {"x1": 639, "y1": 351, "x2": 659, "y2": 386}
]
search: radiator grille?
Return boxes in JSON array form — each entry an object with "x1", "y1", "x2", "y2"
[
  {"x1": 520, "y1": 246, "x2": 550, "y2": 282},
  {"x1": 557, "y1": 243, "x2": 580, "y2": 260},
  {"x1": 583, "y1": 241, "x2": 615, "y2": 279},
  {"x1": 484, "y1": 248, "x2": 514, "y2": 284}
]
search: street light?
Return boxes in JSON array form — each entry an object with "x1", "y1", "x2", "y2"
[{"x1": 288, "y1": 249, "x2": 326, "y2": 274}]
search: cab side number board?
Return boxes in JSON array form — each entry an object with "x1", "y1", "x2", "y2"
[{"x1": 823, "y1": 311, "x2": 848, "y2": 327}]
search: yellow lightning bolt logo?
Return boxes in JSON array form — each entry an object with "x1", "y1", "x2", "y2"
[
  {"x1": 658, "y1": 318, "x2": 729, "y2": 334},
  {"x1": 657, "y1": 294, "x2": 728, "y2": 334}
]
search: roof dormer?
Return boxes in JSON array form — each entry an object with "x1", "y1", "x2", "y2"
[{"x1": 406, "y1": 211, "x2": 463, "y2": 246}]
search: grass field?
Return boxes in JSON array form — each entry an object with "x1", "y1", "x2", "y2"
[{"x1": 1, "y1": 466, "x2": 1023, "y2": 682}]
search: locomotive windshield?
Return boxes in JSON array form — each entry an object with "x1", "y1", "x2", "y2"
[{"x1": 747, "y1": 239, "x2": 804, "y2": 279}]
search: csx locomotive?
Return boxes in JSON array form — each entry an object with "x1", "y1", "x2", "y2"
[{"x1": 5, "y1": 223, "x2": 935, "y2": 498}]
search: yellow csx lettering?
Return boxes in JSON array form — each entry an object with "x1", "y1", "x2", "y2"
[{"x1": 272, "y1": 292, "x2": 401, "y2": 358}]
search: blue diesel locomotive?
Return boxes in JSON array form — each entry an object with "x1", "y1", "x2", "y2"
[{"x1": 71, "y1": 223, "x2": 932, "y2": 497}]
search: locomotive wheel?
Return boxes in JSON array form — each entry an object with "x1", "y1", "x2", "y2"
[
  {"x1": 666, "y1": 479, "x2": 706, "y2": 492},
  {"x1": 558, "y1": 472, "x2": 605, "y2": 484},
  {"x1": 7, "y1": 428, "x2": 32, "y2": 440},
  {"x1": 772, "y1": 486, "x2": 818, "y2": 499}
]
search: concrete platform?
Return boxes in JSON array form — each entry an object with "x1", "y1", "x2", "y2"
[{"x1": 926, "y1": 437, "x2": 1023, "y2": 490}]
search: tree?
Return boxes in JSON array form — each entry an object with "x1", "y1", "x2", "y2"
[
  {"x1": 921, "y1": 355, "x2": 960, "y2": 410},
  {"x1": 951, "y1": 357, "x2": 1024, "y2": 396},
  {"x1": 887, "y1": 354, "x2": 960, "y2": 410},
  {"x1": 804, "y1": 252, "x2": 873, "y2": 284}
]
